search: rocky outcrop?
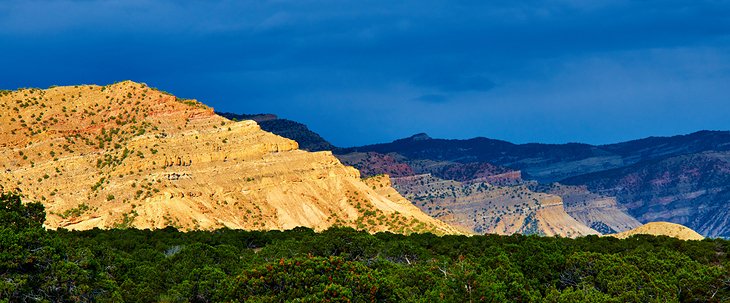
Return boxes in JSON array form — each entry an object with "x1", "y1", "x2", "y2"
[{"x1": 0, "y1": 82, "x2": 460, "y2": 235}]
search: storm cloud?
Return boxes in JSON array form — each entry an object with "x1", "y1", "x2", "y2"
[{"x1": 1, "y1": 0, "x2": 729, "y2": 146}]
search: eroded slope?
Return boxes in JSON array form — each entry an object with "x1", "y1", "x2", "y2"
[
  {"x1": 392, "y1": 174, "x2": 598, "y2": 237},
  {"x1": 532, "y1": 183, "x2": 641, "y2": 234}
]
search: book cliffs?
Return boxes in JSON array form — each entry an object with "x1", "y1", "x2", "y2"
[{"x1": 0, "y1": 81, "x2": 460, "y2": 235}]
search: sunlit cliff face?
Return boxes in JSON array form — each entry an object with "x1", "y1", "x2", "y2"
[{"x1": 0, "y1": 81, "x2": 462, "y2": 235}]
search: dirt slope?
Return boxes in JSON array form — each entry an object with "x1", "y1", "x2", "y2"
[{"x1": 609, "y1": 222, "x2": 704, "y2": 240}]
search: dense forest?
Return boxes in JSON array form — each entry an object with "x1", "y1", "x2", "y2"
[{"x1": 1, "y1": 191, "x2": 729, "y2": 302}]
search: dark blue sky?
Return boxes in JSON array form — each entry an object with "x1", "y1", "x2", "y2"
[{"x1": 2, "y1": 1, "x2": 730, "y2": 147}]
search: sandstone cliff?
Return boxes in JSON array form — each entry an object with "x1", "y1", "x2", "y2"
[{"x1": 0, "y1": 81, "x2": 460, "y2": 235}]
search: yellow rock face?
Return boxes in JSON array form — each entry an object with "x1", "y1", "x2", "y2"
[
  {"x1": 0, "y1": 81, "x2": 460, "y2": 235},
  {"x1": 608, "y1": 222, "x2": 704, "y2": 240}
]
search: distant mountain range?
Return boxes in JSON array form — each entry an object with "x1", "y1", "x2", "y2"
[
  {"x1": 339, "y1": 130, "x2": 730, "y2": 182},
  {"x1": 232, "y1": 112, "x2": 729, "y2": 238}
]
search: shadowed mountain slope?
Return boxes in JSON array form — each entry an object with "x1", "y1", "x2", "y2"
[{"x1": 339, "y1": 131, "x2": 730, "y2": 182}]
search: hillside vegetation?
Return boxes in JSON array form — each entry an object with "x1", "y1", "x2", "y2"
[{"x1": 2, "y1": 192, "x2": 729, "y2": 302}]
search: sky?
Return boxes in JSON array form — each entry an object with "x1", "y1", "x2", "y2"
[{"x1": 1, "y1": 0, "x2": 730, "y2": 147}]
